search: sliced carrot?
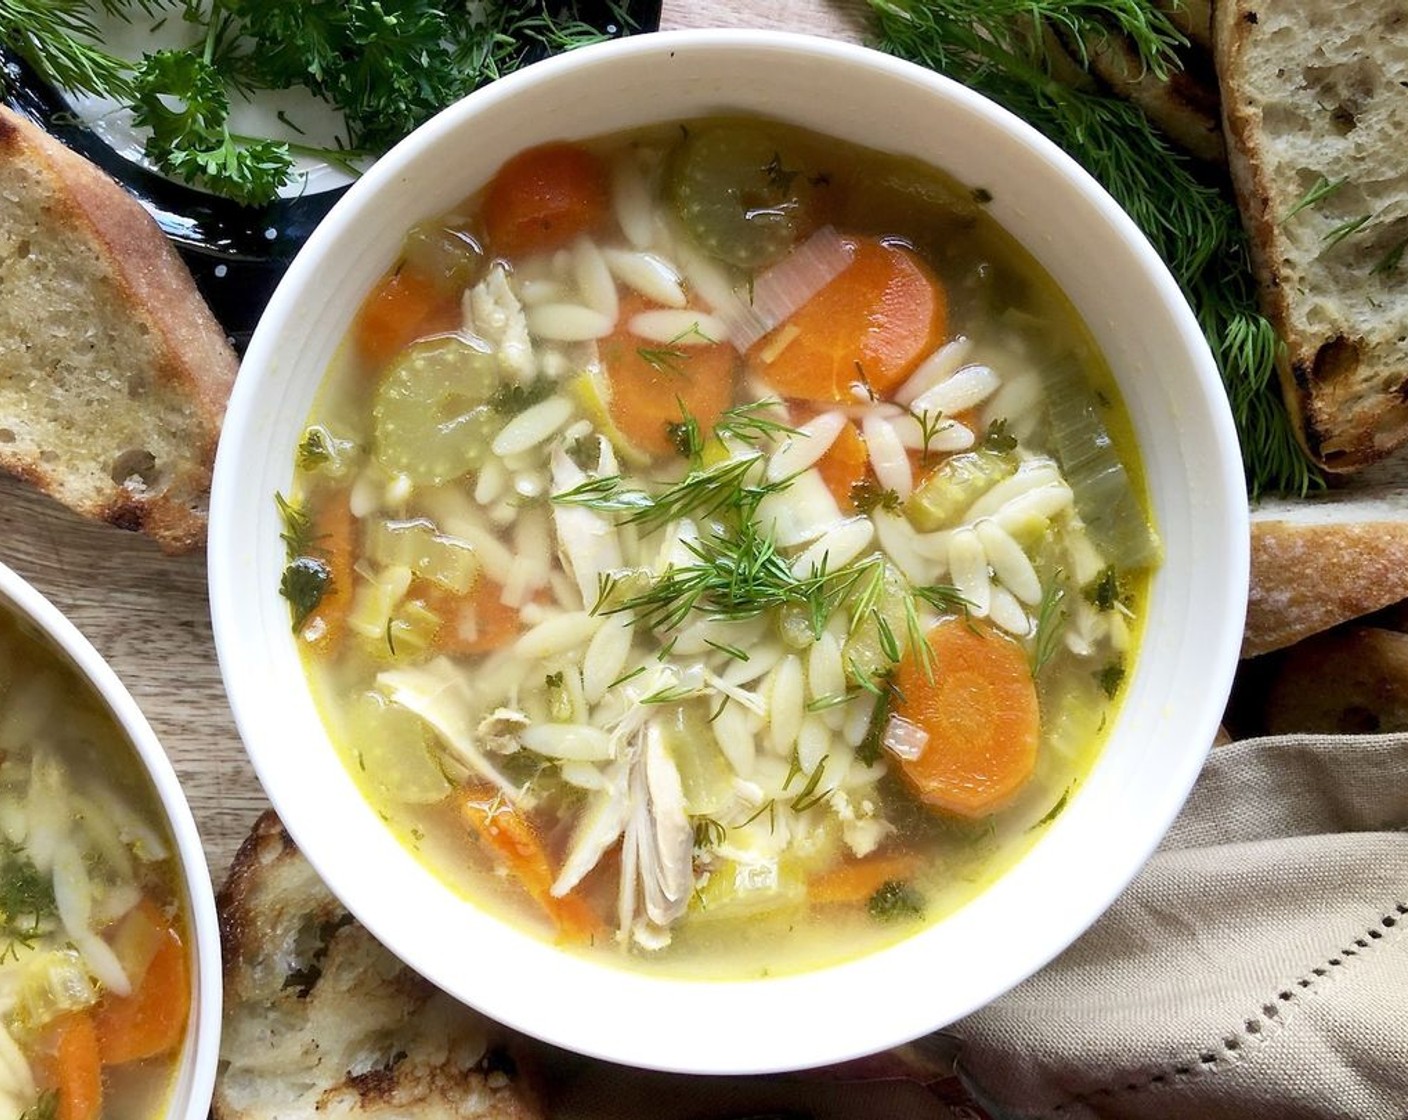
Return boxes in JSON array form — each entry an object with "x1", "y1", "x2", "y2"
[
  {"x1": 352, "y1": 268, "x2": 461, "y2": 368},
  {"x1": 892, "y1": 617, "x2": 1039, "y2": 818},
  {"x1": 34, "y1": 1013, "x2": 103, "y2": 1120},
  {"x1": 748, "y1": 235, "x2": 946, "y2": 403},
  {"x1": 93, "y1": 900, "x2": 190, "y2": 1066},
  {"x1": 299, "y1": 491, "x2": 357, "y2": 657},
  {"x1": 810, "y1": 851, "x2": 922, "y2": 906},
  {"x1": 814, "y1": 419, "x2": 870, "y2": 510},
  {"x1": 458, "y1": 788, "x2": 602, "y2": 942},
  {"x1": 482, "y1": 142, "x2": 611, "y2": 257},
  {"x1": 598, "y1": 293, "x2": 738, "y2": 459},
  {"x1": 416, "y1": 577, "x2": 523, "y2": 656}
]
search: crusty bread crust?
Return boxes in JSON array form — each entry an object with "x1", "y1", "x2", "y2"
[
  {"x1": 0, "y1": 107, "x2": 237, "y2": 552},
  {"x1": 1215, "y1": 0, "x2": 1408, "y2": 473},
  {"x1": 215, "y1": 812, "x2": 544, "y2": 1120},
  {"x1": 1262, "y1": 626, "x2": 1408, "y2": 735},
  {"x1": 1246, "y1": 510, "x2": 1408, "y2": 657}
]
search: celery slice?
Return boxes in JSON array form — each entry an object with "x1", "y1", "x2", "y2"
[
  {"x1": 1045, "y1": 359, "x2": 1161, "y2": 570},
  {"x1": 905, "y1": 448, "x2": 1016, "y2": 531}
]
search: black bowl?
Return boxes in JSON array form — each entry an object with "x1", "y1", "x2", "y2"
[{"x1": 0, "y1": 1, "x2": 661, "y2": 350}]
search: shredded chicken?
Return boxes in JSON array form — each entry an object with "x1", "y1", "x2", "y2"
[
  {"x1": 476, "y1": 708, "x2": 529, "y2": 755},
  {"x1": 464, "y1": 266, "x2": 534, "y2": 382},
  {"x1": 550, "y1": 442, "x2": 624, "y2": 607}
]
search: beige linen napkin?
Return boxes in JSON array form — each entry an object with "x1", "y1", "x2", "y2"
[{"x1": 953, "y1": 733, "x2": 1408, "y2": 1119}]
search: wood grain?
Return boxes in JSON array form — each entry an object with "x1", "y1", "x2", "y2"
[
  {"x1": 0, "y1": 476, "x2": 263, "y2": 881},
  {"x1": 0, "y1": 0, "x2": 874, "y2": 889}
]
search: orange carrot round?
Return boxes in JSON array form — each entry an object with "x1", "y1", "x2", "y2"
[
  {"x1": 482, "y1": 142, "x2": 611, "y2": 257},
  {"x1": 749, "y1": 235, "x2": 946, "y2": 403},
  {"x1": 813, "y1": 419, "x2": 870, "y2": 510},
  {"x1": 93, "y1": 901, "x2": 190, "y2": 1065},
  {"x1": 35, "y1": 1013, "x2": 103, "y2": 1120},
  {"x1": 417, "y1": 578, "x2": 523, "y2": 656},
  {"x1": 458, "y1": 789, "x2": 602, "y2": 942},
  {"x1": 810, "y1": 851, "x2": 921, "y2": 906},
  {"x1": 599, "y1": 294, "x2": 738, "y2": 459},
  {"x1": 299, "y1": 491, "x2": 357, "y2": 657},
  {"x1": 892, "y1": 618, "x2": 1039, "y2": 818},
  {"x1": 352, "y1": 269, "x2": 461, "y2": 368}
]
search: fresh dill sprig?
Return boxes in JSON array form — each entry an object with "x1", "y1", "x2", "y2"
[
  {"x1": 905, "y1": 406, "x2": 949, "y2": 466},
  {"x1": 866, "y1": 0, "x2": 1320, "y2": 498},
  {"x1": 790, "y1": 756, "x2": 834, "y2": 812},
  {"x1": 551, "y1": 453, "x2": 784, "y2": 533},
  {"x1": 714, "y1": 399, "x2": 801, "y2": 445},
  {"x1": 1282, "y1": 175, "x2": 1348, "y2": 224},
  {"x1": 1321, "y1": 213, "x2": 1373, "y2": 251},
  {"x1": 666, "y1": 401, "x2": 704, "y2": 461},
  {"x1": 693, "y1": 817, "x2": 726, "y2": 848},
  {"x1": 3, "y1": 1, "x2": 630, "y2": 205},
  {"x1": 0, "y1": 0, "x2": 135, "y2": 97},
  {"x1": 1372, "y1": 237, "x2": 1408, "y2": 277}
]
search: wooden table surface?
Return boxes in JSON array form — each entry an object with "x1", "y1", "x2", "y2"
[{"x1": 0, "y1": 0, "x2": 871, "y2": 885}]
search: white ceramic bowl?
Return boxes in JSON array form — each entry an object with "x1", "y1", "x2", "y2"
[
  {"x1": 209, "y1": 30, "x2": 1248, "y2": 1074},
  {"x1": 0, "y1": 561, "x2": 221, "y2": 1116}
]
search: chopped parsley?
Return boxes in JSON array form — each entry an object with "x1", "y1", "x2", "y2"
[
  {"x1": 867, "y1": 879, "x2": 924, "y2": 922},
  {"x1": 1083, "y1": 565, "x2": 1126, "y2": 612},
  {"x1": 851, "y1": 478, "x2": 902, "y2": 515},
  {"x1": 490, "y1": 376, "x2": 556, "y2": 415},
  {"x1": 1095, "y1": 659, "x2": 1126, "y2": 699}
]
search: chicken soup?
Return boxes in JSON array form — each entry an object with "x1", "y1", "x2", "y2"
[
  {"x1": 0, "y1": 610, "x2": 192, "y2": 1119},
  {"x1": 278, "y1": 118, "x2": 1160, "y2": 977}
]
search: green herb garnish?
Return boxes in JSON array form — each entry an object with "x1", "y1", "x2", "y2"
[
  {"x1": 18, "y1": 1089, "x2": 59, "y2": 1120},
  {"x1": 713, "y1": 399, "x2": 800, "y2": 445},
  {"x1": 0, "y1": 840, "x2": 57, "y2": 962},
  {"x1": 867, "y1": 0, "x2": 1318, "y2": 498},
  {"x1": 490, "y1": 376, "x2": 556, "y2": 415},
  {"x1": 867, "y1": 879, "x2": 925, "y2": 922},
  {"x1": 1083, "y1": 565, "x2": 1123, "y2": 612},
  {"x1": 1282, "y1": 175, "x2": 1348, "y2": 223},
  {"x1": 275, "y1": 492, "x2": 331, "y2": 628},
  {"x1": 281, "y1": 556, "x2": 333, "y2": 629},
  {"x1": 850, "y1": 478, "x2": 902, "y2": 514},
  {"x1": 1029, "y1": 786, "x2": 1072, "y2": 830},
  {"x1": 855, "y1": 677, "x2": 895, "y2": 766},
  {"x1": 982, "y1": 417, "x2": 1018, "y2": 453},
  {"x1": 693, "y1": 817, "x2": 726, "y2": 849},
  {"x1": 1372, "y1": 237, "x2": 1408, "y2": 277},
  {"x1": 3, "y1": 0, "x2": 631, "y2": 205},
  {"x1": 1321, "y1": 213, "x2": 1373, "y2": 251},
  {"x1": 1095, "y1": 658, "x2": 1126, "y2": 698}
]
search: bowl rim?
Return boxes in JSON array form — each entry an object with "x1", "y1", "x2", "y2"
[
  {"x1": 210, "y1": 27, "x2": 1249, "y2": 1075},
  {"x1": 0, "y1": 559, "x2": 223, "y2": 1117}
]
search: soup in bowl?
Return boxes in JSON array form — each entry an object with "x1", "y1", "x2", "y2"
[
  {"x1": 210, "y1": 31, "x2": 1247, "y2": 1073},
  {"x1": 0, "y1": 562, "x2": 220, "y2": 1118}
]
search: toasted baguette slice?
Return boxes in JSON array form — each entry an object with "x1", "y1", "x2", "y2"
[
  {"x1": 215, "y1": 812, "x2": 543, "y2": 1120},
  {"x1": 1215, "y1": 1, "x2": 1408, "y2": 472},
  {"x1": 1246, "y1": 485, "x2": 1408, "y2": 657},
  {"x1": 0, "y1": 106, "x2": 237, "y2": 552}
]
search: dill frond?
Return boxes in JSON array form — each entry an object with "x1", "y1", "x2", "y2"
[{"x1": 866, "y1": 0, "x2": 1321, "y2": 497}]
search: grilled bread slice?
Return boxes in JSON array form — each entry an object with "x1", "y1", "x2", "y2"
[
  {"x1": 215, "y1": 812, "x2": 543, "y2": 1120},
  {"x1": 1215, "y1": 0, "x2": 1408, "y2": 472},
  {"x1": 0, "y1": 106, "x2": 237, "y2": 552}
]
